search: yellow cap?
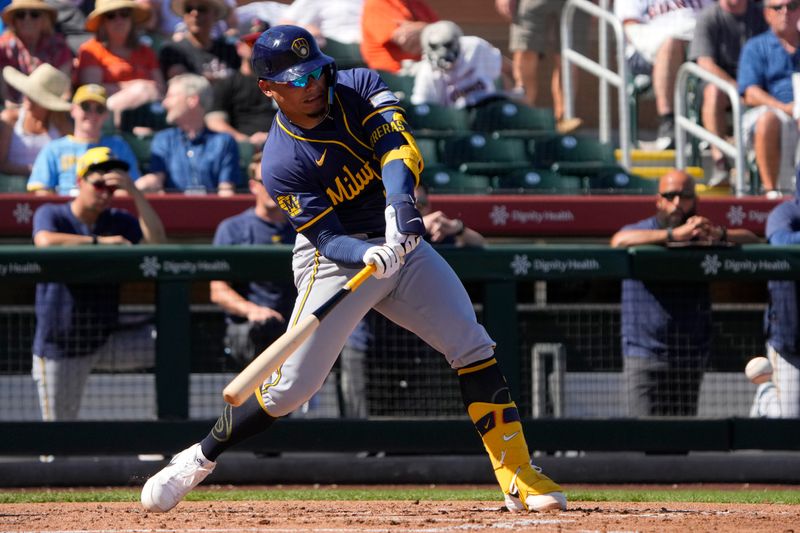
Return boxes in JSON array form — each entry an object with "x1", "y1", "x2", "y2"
[
  {"x1": 72, "y1": 84, "x2": 108, "y2": 106},
  {"x1": 76, "y1": 147, "x2": 129, "y2": 178}
]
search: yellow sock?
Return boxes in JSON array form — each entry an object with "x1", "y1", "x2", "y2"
[{"x1": 467, "y1": 401, "x2": 562, "y2": 508}]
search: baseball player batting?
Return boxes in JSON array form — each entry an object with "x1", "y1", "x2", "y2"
[{"x1": 141, "y1": 24, "x2": 566, "y2": 513}]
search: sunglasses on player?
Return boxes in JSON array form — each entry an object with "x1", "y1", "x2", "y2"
[{"x1": 278, "y1": 66, "x2": 324, "y2": 88}]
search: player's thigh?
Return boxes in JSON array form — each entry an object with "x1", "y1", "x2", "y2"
[
  {"x1": 374, "y1": 241, "x2": 494, "y2": 370},
  {"x1": 263, "y1": 247, "x2": 394, "y2": 415}
]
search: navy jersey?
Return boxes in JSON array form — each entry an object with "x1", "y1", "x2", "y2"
[
  {"x1": 212, "y1": 207, "x2": 297, "y2": 323},
  {"x1": 32, "y1": 203, "x2": 143, "y2": 359},
  {"x1": 620, "y1": 216, "x2": 711, "y2": 360},
  {"x1": 262, "y1": 69, "x2": 411, "y2": 242}
]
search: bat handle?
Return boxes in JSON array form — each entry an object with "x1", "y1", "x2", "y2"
[{"x1": 344, "y1": 264, "x2": 376, "y2": 291}]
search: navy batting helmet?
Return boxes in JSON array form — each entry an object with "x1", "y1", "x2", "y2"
[{"x1": 251, "y1": 25, "x2": 336, "y2": 84}]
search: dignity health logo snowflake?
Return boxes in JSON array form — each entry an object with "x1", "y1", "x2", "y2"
[
  {"x1": 510, "y1": 254, "x2": 531, "y2": 276},
  {"x1": 13, "y1": 202, "x2": 33, "y2": 225},
  {"x1": 490, "y1": 205, "x2": 510, "y2": 226},
  {"x1": 726, "y1": 205, "x2": 746, "y2": 227},
  {"x1": 701, "y1": 254, "x2": 721, "y2": 276},
  {"x1": 139, "y1": 256, "x2": 161, "y2": 278}
]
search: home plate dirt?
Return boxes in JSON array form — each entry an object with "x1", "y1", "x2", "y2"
[{"x1": 1, "y1": 500, "x2": 798, "y2": 532}]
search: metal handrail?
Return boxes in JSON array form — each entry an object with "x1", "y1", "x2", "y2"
[
  {"x1": 561, "y1": 0, "x2": 631, "y2": 169},
  {"x1": 674, "y1": 62, "x2": 747, "y2": 197}
]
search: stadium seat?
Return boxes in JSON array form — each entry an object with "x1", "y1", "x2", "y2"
[
  {"x1": 121, "y1": 132, "x2": 154, "y2": 173},
  {"x1": 534, "y1": 134, "x2": 618, "y2": 181},
  {"x1": 377, "y1": 71, "x2": 415, "y2": 101},
  {"x1": 494, "y1": 168, "x2": 584, "y2": 194},
  {"x1": 421, "y1": 164, "x2": 491, "y2": 193},
  {"x1": 119, "y1": 101, "x2": 168, "y2": 133},
  {"x1": 588, "y1": 170, "x2": 659, "y2": 195},
  {"x1": 417, "y1": 137, "x2": 440, "y2": 166},
  {"x1": 0, "y1": 174, "x2": 28, "y2": 193},
  {"x1": 321, "y1": 39, "x2": 365, "y2": 70},
  {"x1": 441, "y1": 133, "x2": 530, "y2": 176},
  {"x1": 470, "y1": 99, "x2": 556, "y2": 138},
  {"x1": 406, "y1": 103, "x2": 470, "y2": 138}
]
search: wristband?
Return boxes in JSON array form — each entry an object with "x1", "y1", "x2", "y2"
[
  {"x1": 666, "y1": 227, "x2": 674, "y2": 242},
  {"x1": 91, "y1": 234, "x2": 98, "y2": 245},
  {"x1": 720, "y1": 226, "x2": 727, "y2": 242},
  {"x1": 454, "y1": 219, "x2": 465, "y2": 236}
]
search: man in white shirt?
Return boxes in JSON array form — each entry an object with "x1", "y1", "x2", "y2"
[
  {"x1": 411, "y1": 21, "x2": 505, "y2": 109},
  {"x1": 614, "y1": 0, "x2": 713, "y2": 149}
]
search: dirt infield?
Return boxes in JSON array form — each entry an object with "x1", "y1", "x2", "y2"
[{"x1": 2, "y1": 498, "x2": 799, "y2": 532}]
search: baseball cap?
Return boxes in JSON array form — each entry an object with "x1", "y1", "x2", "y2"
[
  {"x1": 72, "y1": 84, "x2": 108, "y2": 106},
  {"x1": 77, "y1": 147, "x2": 130, "y2": 178}
]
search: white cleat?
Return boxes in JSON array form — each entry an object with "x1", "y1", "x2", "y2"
[
  {"x1": 141, "y1": 443, "x2": 216, "y2": 512},
  {"x1": 505, "y1": 491, "x2": 568, "y2": 512}
]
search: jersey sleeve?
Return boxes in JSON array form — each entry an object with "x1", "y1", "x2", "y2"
[
  {"x1": 766, "y1": 203, "x2": 800, "y2": 244},
  {"x1": 31, "y1": 204, "x2": 59, "y2": 236},
  {"x1": 355, "y1": 69, "x2": 422, "y2": 199}
]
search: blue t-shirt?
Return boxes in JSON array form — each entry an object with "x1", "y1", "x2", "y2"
[
  {"x1": 765, "y1": 200, "x2": 800, "y2": 356},
  {"x1": 737, "y1": 30, "x2": 800, "y2": 102},
  {"x1": 32, "y1": 203, "x2": 143, "y2": 359},
  {"x1": 28, "y1": 135, "x2": 141, "y2": 195},
  {"x1": 620, "y1": 216, "x2": 712, "y2": 360},
  {"x1": 212, "y1": 207, "x2": 296, "y2": 323},
  {"x1": 148, "y1": 127, "x2": 241, "y2": 192}
]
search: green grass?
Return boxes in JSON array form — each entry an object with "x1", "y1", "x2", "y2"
[{"x1": 1, "y1": 487, "x2": 799, "y2": 505}]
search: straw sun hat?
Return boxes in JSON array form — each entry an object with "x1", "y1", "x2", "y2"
[
  {"x1": 1, "y1": 0, "x2": 57, "y2": 27},
  {"x1": 2, "y1": 63, "x2": 71, "y2": 112},
  {"x1": 85, "y1": 0, "x2": 151, "y2": 32}
]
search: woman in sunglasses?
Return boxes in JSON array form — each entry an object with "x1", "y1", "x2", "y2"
[
  {"x1": 76, "y1": 0, "x2": 165, "y2": 124},
  {"x1": 0, "y1": 0, "x2": 73, "y2": 108}
]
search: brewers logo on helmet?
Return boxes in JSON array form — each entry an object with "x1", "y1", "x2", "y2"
[{"x1": 251, "y1": 25, "x2": 336, "y2": 87}]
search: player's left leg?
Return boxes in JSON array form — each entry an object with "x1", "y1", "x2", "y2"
[{"x1": 375, "y1": 242, "x2": 566, "y2": 511}]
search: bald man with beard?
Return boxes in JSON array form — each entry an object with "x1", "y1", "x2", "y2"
[{"x1": 611, "y1": 169, "x2": 760, "y2": 417}]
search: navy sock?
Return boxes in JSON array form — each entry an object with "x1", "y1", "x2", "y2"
[
  {"x1": 457, "y1": 357, "x2": 512, "y2": 409},
  {"x1": 200, "y1": 393, "x2": 276, "y2": 461}
]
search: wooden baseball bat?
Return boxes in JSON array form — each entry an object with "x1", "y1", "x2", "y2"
[{"x1": 222, "y1": 264, "x2": 376, "y2": 406}]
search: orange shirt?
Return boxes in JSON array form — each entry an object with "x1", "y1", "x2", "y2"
[
  {"x1": 360, "y1": 0, "x2": 438, "y2": 73},
  {"x1": 76, "y1": 38, "x2": 159, "y2": 84}
]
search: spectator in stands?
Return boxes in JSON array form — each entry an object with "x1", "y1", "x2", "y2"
[
  {"x1": 614, "y1": 0, "x2": 713, "y2": 150},
  {"x1": 27, "y1": 84, "x2": 142, "y2": 195},
  {"x1": 233, "y1": 1, "x2": 285, "y2": 36},
  {"x1": 689, "y1": 0, "x2": 766, "y2": 188},
  {"x1": 210, "y1": 151, "x2": 295, "y2": 367},
  {"x1": 0, "y1": 0, "x2": 73, "y2": 108},
  {"x1": 158, "y1": 0, "x2": 239, "y2": 82},
  {"x1": 136, "y1": 73, "x2": 241, "y2": 195},
  {"x1": 360, "y1": 0, "x2": 438, "y2": 73},
  {"x1": 205, "y1": 28, "x2": 273, "y2": 147},
  {"x1": 0, "y1": 63, "x2": 71, "y2": 177},
  {"x1": 47, "y1": 0, "x2": 94, "y2": 54},
  {"x1": 738, "y1": 0, "x2": 800, "y2": 198},
  {"x1": 495, "y1": 0, "x2": 585, "y2": 134},
  {"x1": 75, "y1": 0, "x2": 165, "y2": 121},
  {"x1": 415, "y1": 182, "x2": 485, "y2": 247},
  {"x1": 763, "y1": 181, "x2": 800, "y2": 417},
  {"x1": 611, "y1": 169, "x2": 759, "y2": 417},
  {"x1": 410, "y1": 20, "x2": 507, "y2": 110},
  {"x1": 280, "y1": 0, "x2": 363, "y2": 48},
  {"x1": 31, "y1": 146, "x2": 165, "y2": 421}
]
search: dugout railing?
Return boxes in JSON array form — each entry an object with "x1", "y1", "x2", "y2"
[{"x1": 1, "y1": 245, "x2": 799, "y2": 456}]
